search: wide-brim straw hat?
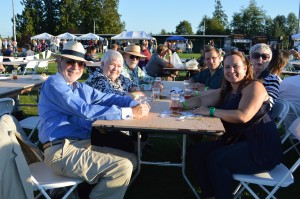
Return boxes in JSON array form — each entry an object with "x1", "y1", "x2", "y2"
[
  {"x1": 121, "y1": 44, "x2": 146, "y2": 58},
  {"x1": 56, "y1": 41, "x2": 88, "y2": 62}
]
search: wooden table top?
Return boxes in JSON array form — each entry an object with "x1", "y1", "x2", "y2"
[
  {"x1": 93, "y1": 81, "x2": 225, "y2": 135},
  {"x1": 0, "y1": 75, "x2": 46, "y2": 98}
]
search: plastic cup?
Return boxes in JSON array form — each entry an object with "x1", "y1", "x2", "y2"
[
  {"x1": 170, "y1": 93, "x2": 180, "y2": 113},
  {"x1": 152, "y1": 87, "x2": 160, "y2": 102},
  {"x1": 12, "y1": 70, "x2": 18, "y2": 80}
]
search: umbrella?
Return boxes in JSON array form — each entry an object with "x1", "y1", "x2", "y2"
[
  {"x1": 57, "y1": 32, "x2": 77, "y2": 40},
  {"x1": 31, "y1": 32, "x2": 53, "y2": 40},
  {"x1": 77, "y1": 33, "x2": 104, "y2": 40},
  {"x1": 166, "y1": 35, "x2": 187, "y2": 41}
]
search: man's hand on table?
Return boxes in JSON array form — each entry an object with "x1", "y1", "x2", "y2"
[
  {"x1": 132, "y1": 103, "x2": 150, "y2": 118},
  {"x1": 152, "y1": 81, "x2": 164, "y2": 91},
  {"x1": 192, "y1": 83, "x2": 206, "y2": 91}
]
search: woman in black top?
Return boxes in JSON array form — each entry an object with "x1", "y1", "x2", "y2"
[{"x1": 183, "y1": 51, "x2": 282, "y2": 199}]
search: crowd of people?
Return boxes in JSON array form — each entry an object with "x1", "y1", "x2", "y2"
[{"x1": 1, "y1": 37, "x2": 299, "y2": 198}]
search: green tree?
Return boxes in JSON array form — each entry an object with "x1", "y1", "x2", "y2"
[
  {"x1": 60, "y1": 0, "x2": 81, "y2": 33},
  {"x1": 43, "y1": 0, "x2": 60, "y2": 34},
  {"x1": 273, "y1": 15, "x2": 286, "y2": 39},
  {"x1": 16, "y1": 0, "x2": 125, "y2": 42},
  {"x1": 16, "y1": 0, "x2": 44, "y2": 44},
  {"x1": 98, "y1": 0, "x2": 125, "y2": 34},
  {"x1": 213, "y1": 0, "x2": 228, "y2": 28},
  {"x1": 196, "y1": 15, "x2": 208, "y2": 35},
  {"x1": 231, "y1": 0, "x2": 267, "y2": 36},
  {"x1": 286, "y1": 13, "x2": 298, "y2": 35},
  {"x1": 196, "y1": 16, "x2": 226, "y2": 35},
  {"x1": 160, "y1": 29, "x2": 167, "y2": 35},
  {"x1": 175, "y1": 20, "x2": 193, "y2": 35}
]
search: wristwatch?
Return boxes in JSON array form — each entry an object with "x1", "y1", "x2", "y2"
[{"x1": 209, "y1": 107, "x2": 216, "y2": 117}]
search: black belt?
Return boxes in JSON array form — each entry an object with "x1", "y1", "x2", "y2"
[
  {"x1": 43, "y1": 139, "x2": 65, "y2": 150},
  {"x1": 43, "y1": 138, "x2": 83, "y2": 150}
]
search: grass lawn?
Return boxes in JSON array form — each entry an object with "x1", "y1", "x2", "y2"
[{"x1": 18, "y1": 53, "x2": 300, "y2": 199}]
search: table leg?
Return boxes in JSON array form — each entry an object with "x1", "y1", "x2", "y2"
[
  {"x1": 181, "y1": 134, "x2": 200, "y2": 199},
  {"x1": 130, "y1": 132, "x2": 141, "y2": 184}
]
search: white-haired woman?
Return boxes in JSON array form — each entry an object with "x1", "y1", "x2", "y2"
[{"x1": 249, "y1": 43, "x2": 284, "y2": 107}]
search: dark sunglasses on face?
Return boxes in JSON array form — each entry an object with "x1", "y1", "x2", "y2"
[
  {"x1": 251, "y1": 53, "x2": 270, "y2": 60},
  {"x1": 64, "y1": 58, "x2": 85, "y2": 67},
  {"x1": 129, "y1": 55, "x2": 140, "y2": 60}
]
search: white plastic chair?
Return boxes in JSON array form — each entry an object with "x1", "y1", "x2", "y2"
[
  {"x1": 2, "y1": 114, "x2": 83, "y2": 199},
  {"x1": 30, "y1": 162, "x2": 82, "y2": 199},
  {"x1": 34, "y1": 54, "x2": 40, "y2": 60},
  {"x1": 37, "y1": 61, "x2": 49, "y2": 74},
  {"x1": 41, "y1": 51, "x2": 46, "y2": 59},
  {"x1": 271, "y1": 99, "x2": 290, "y2": 129},
  {"x1": 45, "y1": 50, "x2": 52, "y2": 59},
  {"x1": 232, "y1": 117, "x2": 300, "y2": 199},
  {"x1": 0, "y1": 98, "x2": 15, "y2": 116},
  {"x1": 19, "y1": 116, "x2": 40, "y2": 145},
  {"x1": 22, "y1": 60, "x2": 38, "y2": 75}
]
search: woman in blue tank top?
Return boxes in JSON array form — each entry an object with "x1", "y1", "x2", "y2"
[{"x1": 182, "y1": 50, "x2": 282, "y2": 199}]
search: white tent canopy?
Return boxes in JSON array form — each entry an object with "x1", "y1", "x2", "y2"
[
  {"x1": 77, "y1": 33, "x2": 104, "y2": 40},
  {"x1": 31, "y1": 32, "x2": 53, "y2": 40},
  {"x1": 57, "y1": 32, "x2": 77, "y2": 40},
  {"x1": 292, "y1": 33, "x2": 300, "y2": 40},
  {"x1": 111, "y1": 31, "x2": 155, "y2": 40}
]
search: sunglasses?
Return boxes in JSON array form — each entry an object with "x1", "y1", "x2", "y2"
[
  {"x1": 129, "y1": 55, "x2": 140, "y2": 60},
  {"x1": 251, "y1": 53, "x2": 270, "y2": 60},
  {"x1": 64, "y1": 58, "x2": 85, "y2": 67}
]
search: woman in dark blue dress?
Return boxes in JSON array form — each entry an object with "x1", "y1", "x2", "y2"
[{"x1": 183, "y1": 50, "x2": 282, "y2": 199}]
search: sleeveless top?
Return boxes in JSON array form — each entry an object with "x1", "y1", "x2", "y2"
[{"x1": 220, "y1": 91, "x2": 282, "y2": 170}]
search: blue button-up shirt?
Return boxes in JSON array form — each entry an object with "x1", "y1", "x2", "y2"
[{"x1": 38, "y1": 73, "x2": 133, "y2": 143}]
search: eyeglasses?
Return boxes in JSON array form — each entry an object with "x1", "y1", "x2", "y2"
[
  {"x1": 251, "y1": 53, "x2": 270, "y2": 60},
  {"x1": 129, "y1": 55, "x2": 140, "y2": 60},
  {"x1": 64, "y1": 58, "x2": 85, "y2": 67}
]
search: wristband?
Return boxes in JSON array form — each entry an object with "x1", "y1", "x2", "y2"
[
  {"x1": 209, "y1": 107, "x2": 216, "y2": 117},
  {"x1": 195, "y1": 91, "x2": 199, "y2": 96},
  {"x1": 132, "y1": 92, "x2": 137, "y2": 99},
  {"x1": 182, "y1": 101, "x2": 187, "y2": 110},
  {"x1": 205, "y1": 86, "x2": 209, "y2": 91}
]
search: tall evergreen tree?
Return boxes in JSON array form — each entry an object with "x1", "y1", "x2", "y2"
[
  {"x1": 60, "y1": 0, "x2": 81, "y2": 33},
  {"x1": 213, "y1": 0, "x2": 228, "y2": 28}
]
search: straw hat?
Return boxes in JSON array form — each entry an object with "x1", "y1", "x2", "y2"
[
  {"x1": 59, "y1": 41, "x2": 87, "y2": 62},
  {"x1": 122, "y1": 44, "x2": 146, "y2": 58}
]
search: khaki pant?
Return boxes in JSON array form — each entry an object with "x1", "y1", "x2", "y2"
[{"x1": 44, "y1": 139, "x2": 137, "y2": 199}]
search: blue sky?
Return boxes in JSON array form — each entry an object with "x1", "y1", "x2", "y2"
[{"x1": 1, "y1": 0, "x2": 299, "y2": 38}]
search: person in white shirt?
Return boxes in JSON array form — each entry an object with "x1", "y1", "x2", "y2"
[{"x1": 279, "y1": 75, "x2": 300, "y2": 127}]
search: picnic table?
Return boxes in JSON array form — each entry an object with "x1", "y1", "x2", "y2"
[{"x1": 93, "y1": 81, "x2": 225, "y2": 198}]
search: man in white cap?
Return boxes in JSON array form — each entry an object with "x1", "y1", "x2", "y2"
[
  {"x1": 38, "y1": 41, "x2": 150, "y2": 199},
  {"x1": 121, "y1": 44, "x2": 154, "y2": 85}
]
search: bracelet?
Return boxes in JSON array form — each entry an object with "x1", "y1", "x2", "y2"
[
  {"x1": 209, "y1": 107, "x2": 216, "y2": 117},
  {"x1": 182, "y1": 101, "x2": 187, "y2": 110},
  {"x1": 132, "y1": 92, "x2": 137, "y2": 99},
  {"x1": 205, "y1": 86, "x2": 209, "y2": 91},
  {"x1": 195, "y1": 91, "x2": 199, "y2": 96}
]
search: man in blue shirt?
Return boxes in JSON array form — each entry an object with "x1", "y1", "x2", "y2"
[
  {"x1": 190, "y1": 46, "x2": 224, "y2": 91},
  {"x1": 38, "y1": 41, "x2": 150, "y2": 199}
]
